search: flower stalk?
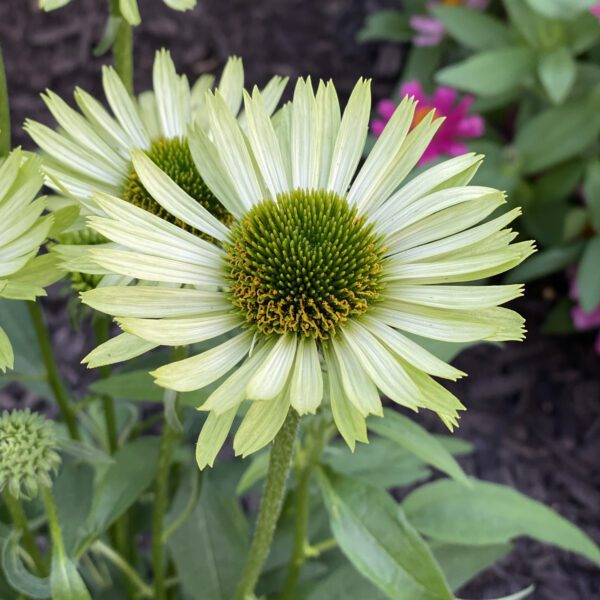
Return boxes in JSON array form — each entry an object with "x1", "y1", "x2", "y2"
[
  {"x1": 234, "y1": 409, "x2": 300, "y2": 600},
  {"x1": 0, "y1": 45, "x2": 10, "y2": 158},
  {"x1": 110, "y1": 0, "x2": 133, "y2": 93},
  {"x1": 27, "y1": 302, "x2": 80, "y2": 441}
]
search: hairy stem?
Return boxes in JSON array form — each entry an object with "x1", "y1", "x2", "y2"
[
  {"x1": 3, "y1": 491, "x2": 47, "y2": 576},
  {"x1": 0, "y1": 45, "x2": 10, "y2": 158},
  {"x1": 282, "y1": 417, "x2": 331, "y2": 599},
  {"x1": 39, "y1": 486, "x2": 65, "y2": 560},
  {"x1": 28, "y1": 302, "x2": 80, "y2": 440},
  {"x1": 234, "y1": 409, "x2": 300, "y2": 600}
]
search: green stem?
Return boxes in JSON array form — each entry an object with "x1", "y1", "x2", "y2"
[
  {"x1": 3, "y1": 491, "x2": 47, "y2": 576},
  {"x1": 110, "y1": 0, "x2": 133, "y2": 94},
  {"x1": 234, "y1": 409, "x2": 300, "y2": 600},
  {"x1": 93, "y1": 317, "x2": 118, "y2": 453},
  {"x1": 91, "y1": 541, "x2": 152, "y2": 598},
  {"x1": 0, "y1": 45, "x2": 11, "y2": 158},
  {"x1": 28, "y1": 302, "x2": 80, "y2": 440},
  {"x1": 152, "y1": 344, "x2": 185, "y2": 600},
  {"x1": 39, "y1": 486, "x2": 65, "y2": 560},
  {"x1": 282, "y1": 417, "x2": 330, "y2": 600}
]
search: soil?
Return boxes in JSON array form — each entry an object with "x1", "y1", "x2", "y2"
[{"x1": 1, "y1": 1, "x2": 598, "y2": 599}]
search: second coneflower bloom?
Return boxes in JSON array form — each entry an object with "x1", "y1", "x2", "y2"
[{"x1": 80, "y1": 78, "x2": 533, "y2": 466}]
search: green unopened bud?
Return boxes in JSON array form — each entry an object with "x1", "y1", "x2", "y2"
[{"x1": 0, "y1": 409, "x2": 61, "y2": 500}]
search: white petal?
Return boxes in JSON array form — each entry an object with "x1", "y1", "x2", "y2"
[
  {"x1": 102, "y1": 66, "x2": 150, "y2": 149},
  {"x1": 323, "y1": 344, "x2": 367, "y2": 451},
  {"x1": 137, "y1": 91, "x2": 162, "y2": 140},
  {"x1": 218, "y1": 56, "x2": 244, "y2": 116},
  {"x1": 131, "y1": 150, "x2": 231, "y2": 241},
  {"x1": 246, "y1": 334, "x2": 298, "y2": 401},
  {"x1": 288, "y1": 337, "x2": 323, "y2": 415},
  {"x1": 196, "y1": 407, "x2": 237, "y2": 470},
  {"x1": 291, "y1": 78, "x2": 320, "y2": 189},
  {"x1": 243, "y1": 88, "x2": 289, "y2": 197},
  {"x1": 206, "y1": 91, "x2": 263, "y2": 209},
  {"x1": 200, "y1": 339, "x2": 277, "y2": 414},
  {"x1": 233, "y1": 389, "x2": 290, "y2": 457},
  {"x1": 272, "y1": 103, "x2": 293, "y2": 185},
  {"x1": 152, "y1": 330, "x2": 253, "y2": 392},
  {"x1": 377, "y1": 302, "x2": 526, "y2": 342},
  {"x1": 331, "y1": 334, "x2": 382, "y2": 417},
  {"x1": 0, "y1": 150, "x2": 23, "y2": 203},
  {"x1": 327, "y1": 79, "x2": 371, "y2": 196},
  {"x1": 153, "y1": 49, "x2": 190, "y2": 138},
  {"x1": 82, "y1": 332, "x2": 157, "y2": 368},
  {"x1": 81, "y1": 285, "x2": 230, "y2": 318},
  {"x1": 360, "y1": 314, "x2": 465, "y2": 380},
  {"x1": 316, "y1": 81, "x2": 341, "y2": 188},
  {"x1": 341, "y1": 321, "x2": 421, "y2": 410}
]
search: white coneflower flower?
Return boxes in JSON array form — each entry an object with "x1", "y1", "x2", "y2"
[
  {"x1": 80, "y1": 78, "x2": 534, "y2": 466},
  {"x1": 40, "y1": 0, "x2": 197, "y2": 25},
  {"x1": 0, "y1": 150, "x2": 60, "y2": 372}
]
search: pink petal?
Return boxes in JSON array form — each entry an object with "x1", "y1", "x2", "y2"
[
  {"x1": 377, "y1": 99, "x2": 396, "y2": 121},
  {"x1": 447, "y1": 141, "x2": 469, "y2": 156},
  {"x1": 590, "y1": 4, "x2": 600, "y2": 17},
  {"x1": 413, "y1": 32, "x2": 444, "y2": 47},
  {"x1": 456, "y1": 115, "x2": 485, "y2": 138},
  {"x1": 466, "y1": 0, "x2": 490, "y2": 9},
  {"x1": 370, "y1": 119, "x2": 386, "y2": 138},
  {"x1": 572, "y1": 304, "x2": 600, "y2": 330},
  {"x1": 400, "y1": 80, "x2": 424, "y2": 102},
  {"x1": 433, "y1": 86, "x2": 457, "y2": 113},
  {"x1": 410, "y1": 15, "x2": 445, "y2": 35}
]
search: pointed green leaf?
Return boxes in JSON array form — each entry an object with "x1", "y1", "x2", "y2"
[
  {"x1": 50, "y1": 553, "x2": 91, "y2": 600},
  {"x1": 538, "y1": 48, "x2": 576, "y2": 104},
  {"x1": 576, "y1": 236, "x2": 600, "y2": 312},
  {"x1": 317, "y1": 468, "x2": 454, "y2": 600},
  {"x1": 0, "y1": 325, "x2": 13, "y2": 372},
  {"x1": 1, "y1": 533, "x2": 51, "y2": 599},
  {"x1": 403, "y1": 479, "x2": 600, "y2": 566},
  {"x1": 368, "y1": 410, "x2": 469, "y2": 485}
]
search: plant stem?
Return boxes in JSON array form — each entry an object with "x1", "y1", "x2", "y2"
[
  {"x1": 28, "y1": 302, "x2": 80, "y2": 440},
  {"x1": 282, "y1": 417, "x2": 331, "y2": 600},
  {"x1": 39, "y1": 486, "x2": 65, "y2": 560},
  {"x1": 3, "y1": 491, "x2": 47, "y2": 576},
  {"x1": 0, "y1": 45, "x2": 11, "y2": 158},
  {"x1": 91, "y1": 541, "x2": 152, "y2": 599},
  {"x1": 93, "y1": 317, "x2": 118, "y2": 453},
  {"x1": 110, "y1": 0, "x2": 133, "y2": 94},
  {"x1": 152, "y1": 344, "x2": 185, "y2": 600},
  {"x1": 234, "y1": 409, "x2": 300, "y2": 600}
]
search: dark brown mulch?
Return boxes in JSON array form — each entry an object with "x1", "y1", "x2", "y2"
[{"x1": 1, "y1": 1, "x2": 599, "y2": 599}]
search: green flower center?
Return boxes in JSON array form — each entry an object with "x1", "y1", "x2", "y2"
[
  {"x1": 122, "y1": 137, "x2": 230, "y2": 234},
  {"x1": 226, "y1": 189, "x2": 386, "y2": 339},
  {"x1": 58, "y1": 228, "x2": 106, "y2": 293},
  {"x1": 0, "y1": 409, "x2": 61, "y2": 500}
]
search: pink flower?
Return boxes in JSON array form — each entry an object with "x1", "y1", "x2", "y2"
[
  {"x1": 370, "y1": 81, "x2": 485, "y2": 164},
  {"x1": 411, "y1": 0, "x2": 490, "y2": 47},
  {"x1": 591, "y1": 4, "x2": 600, "y2": 18},
  {"x1": 569, "y1": 272, "x2": 600, "y2": 354}
]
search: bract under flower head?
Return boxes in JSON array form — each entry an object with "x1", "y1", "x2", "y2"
[
  {"x1": 371, "y1": 81, "x2": 484, "y2": 164},
  {"x1": 0, "y1": 150, "x2": 60, "y2": 372},
  {"x1": 0, "y1": 409, "x2": 61, "y2": 500},
  {"x1": 80, "y1": 76, "x2": 534, "y2": 467}
]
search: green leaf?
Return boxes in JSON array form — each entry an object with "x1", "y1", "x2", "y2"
[
  {"x1": 1, "y1": 533, "x2": 51, "y2": 599},
  {"x1": 301, "y1": 562, "x2": 388, "y2": 600},
  {"x1": 89, "y1": 369, "x2": 217, "y2": 407},
  {"x1": 584, "y1": 160, "x2": 600, "y2": 231},
  {"x1": 476, "y1": 586, "x2": 534, "y2": 600},
  {"x1": 82, "y1": 438, "x2": 159, "y2": 549},
  {"x1": 0, "y1": 300, "x2": 50, "y2": 398},
  {"x1": 50, "y1": 553, "x2": 91, "y2": 600},
  {"x1": 236, "y1": 450, "x2": 270, "y2": 495},
  {"x1": 538, "y1": 47, "x2": 576, "y2": 104},
  {"x1": 321, "y1": 438, "x2": 430, "y2": 489},
  {"x1": 0, "y1": 325, "x2": 13, "y2": 372},
  {"x1": 503, "y1": 0, "x2": 566, "y2": 49},
  {"x1": 504, "y1": 242, "x2": 584, "y2": 284},
  {"x1": 526, "y1": 0, "x2": 595, "y2": 20},
  {"x1": 430, "y1": 542, "x2": 511, "y2": 591},
  {"x1": 532, "y1": 159, "x2": 584, "y2": 204},
  {"x1": 368, "y1": 410, "x2": 469, "y2": 486},
  {"x1": 167, "y1": 473, "x2": 249, "y2": 600},
  {"x1": 404, "y1": 46, "x2": 442, "y2": 90},
  {"x1": 403, "y1": 479, "x2": 600, "y2": 566},
  {"x1": 541, "y1": 298, "x2": 575, "y2": 335},
  {"x1": 53, "y1": 460, "x2": 96, "y2": 556},
  {"x1": 515, "y1": 87, "x2": 600, "y2": 174},
  {"x1": 357, "y1": 11, "x2": 412, "y2": 43},
  {"x1": 576, "y1": 236, "x2": 600, "y2": 312},
  {"x1": 318, "y1": 469, "x2": 454, "y2": 600},
  {"x1": 436, "y1": 48, "x2": 535, "y2": 97},
  {"x1": 430, "y1": 6, "x2": 512, "y2": 50}
]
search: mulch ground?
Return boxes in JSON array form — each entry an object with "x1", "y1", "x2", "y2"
[{"x1": 1, "y1": 1, "x2": 598, "y2": 598}]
